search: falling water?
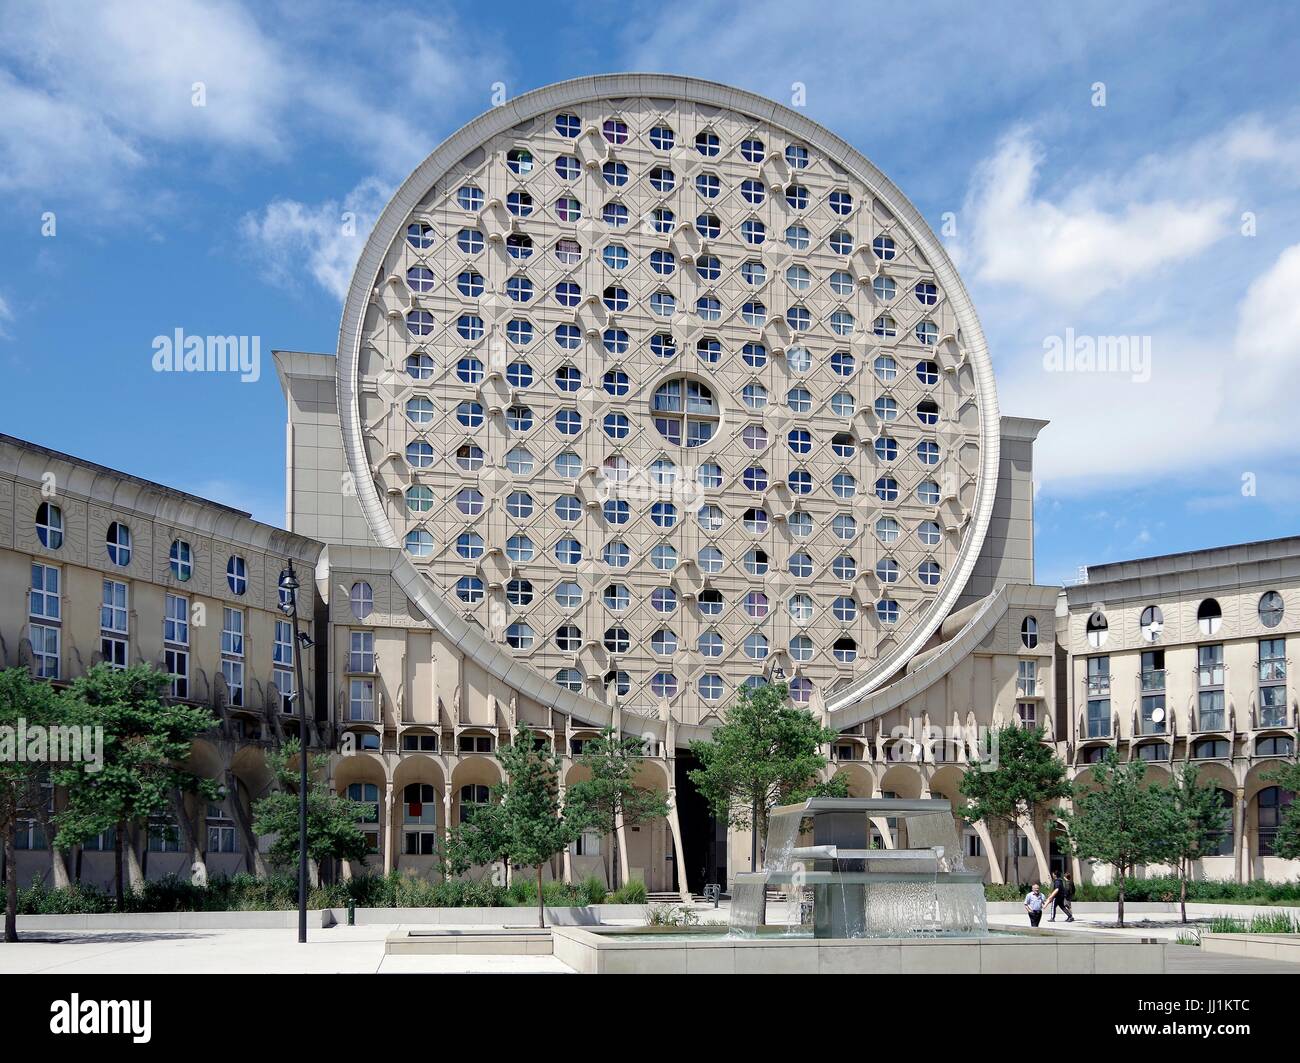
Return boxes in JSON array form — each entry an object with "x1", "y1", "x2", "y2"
[{"x1": 728, "y1": 800, "x2": 988, "y2": 938}]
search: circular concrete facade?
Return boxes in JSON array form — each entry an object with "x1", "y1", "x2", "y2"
[{"x1": 336, "y1": 74, "x2": 998, "y2": 725}]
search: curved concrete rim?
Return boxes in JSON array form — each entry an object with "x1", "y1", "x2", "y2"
[{"x1": 335, "y1": 73, "x2": 1000, "y2": 725}]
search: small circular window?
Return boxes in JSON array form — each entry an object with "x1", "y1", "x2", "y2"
[
  {"x1": 1259, "y1": 591, "x2": 1284, "y2": 629},
  {"x1": 651, "y1": 377, "x2": 718, "y2": 447}
]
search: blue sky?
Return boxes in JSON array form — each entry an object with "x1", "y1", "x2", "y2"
[{"x1": 2, "y1": 0, "x2": 1299, "y2": 586}]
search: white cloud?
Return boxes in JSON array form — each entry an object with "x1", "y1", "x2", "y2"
[
  {"x1": 0, "y1": 0, "x2": 501, "y2": 206},
  {"x1": 960, "y1": 128, "x2": 1233, "y2": 303},
  {"x1": 239, "y1": 178, "x2": 392, "y2": 300}
]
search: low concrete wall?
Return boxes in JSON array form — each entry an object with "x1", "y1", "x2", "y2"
[
  {"x1": 1199, "y1": 933, "x2": 1300, "y2": 963},
  {"x1": 551, "y1": 926, "x2": 1166, "y2": 975},
  {"x1": 16, "y1": 910, "x2": 327, "y2": 931},
  {"x1": 987, "y1": 901, "x2": 1298, "y2": 918},
  {"x1": 16, "y1": 904, "x2": 650, "y2": 932}
]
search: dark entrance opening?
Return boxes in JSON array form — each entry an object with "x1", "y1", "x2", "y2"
[{"x1": 674, "y1": 750, "x2": 727, "y2": 894}]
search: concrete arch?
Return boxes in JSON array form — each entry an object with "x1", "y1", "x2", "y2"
[{"x1": 831, "y1": 762, "x2": 876, "y2": 798}]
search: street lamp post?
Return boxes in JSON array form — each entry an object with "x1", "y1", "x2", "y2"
[{"x1": 279, "y1": 562, "x2": 311, "y2": 945}]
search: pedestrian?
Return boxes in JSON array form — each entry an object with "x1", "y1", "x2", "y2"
[
  {"x1": 1024, "y1": 882, "x2": 1046, "y2": 927},
  {"x1": 1045, "y1": 870, "x2": 1066, "y2": 921},
  {"x1": 1062, "y1": 871, "x2": 1075, "y2": 922}
]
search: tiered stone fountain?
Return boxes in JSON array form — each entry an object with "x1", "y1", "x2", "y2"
[{"x1": 729, "y1": 797, "x2": 988, "y2": 938}]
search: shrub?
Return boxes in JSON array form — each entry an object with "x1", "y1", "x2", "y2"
[
  {"x1": 578, "y1": 875, "x2": 607, "y2": 906},
  {"x1": 645, "y1": 902, "x2": 699, "y2": 927},
  {"x1": 610, "y1": 880, "x2": 648, "y2": 904}
]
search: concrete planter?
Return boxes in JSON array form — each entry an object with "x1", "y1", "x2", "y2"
[{"x1": 15, "y1": 903, "x2": 651, "y2": 932}]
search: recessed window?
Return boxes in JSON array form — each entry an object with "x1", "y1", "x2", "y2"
[
  {"x1": 456, "y1": 576, "x2": 484, "y2": 603},
  {"x1": 1086, "y1": 611, "x2": 1109, "y2": 648},
  {"x1": 350, "y1": 582, "x2": 373, "y2": 620},
  {"x1": 1139, "y1": 605, "x2": 1164, "y2": 642},
  {"x1": 226, "y1": 556, "x2": 247, "y2": 594},
  {"x1": 652, "y1": 377, "x2": 718, "y2": 447},
  {"x1": 555, "y1": 113, "x2": 580, "y2": 137},
  {"x1": 405, "y1": 529, "x2": 433, "y2": 557},
  {"x1": 1021, "y1": 616, "x2": 1038, "y2": 649},
  {"x1": 36, "y1": 502, "x2": 64, "y2": 549},
  {"x1": 1197, "y1": 598, "x2": 1222, "y2": 636},
  {"x1": 169, "y1": 539, "x2": 192, "y2": 581},
  {"x1": 105, "y1": 521, "x2": 131, "y2": 566},
  {"x1": 1259, "y1": 591, "x2": 1284, "y2": 628},
  {"x1": 650, "y1": 125, "x2": 675, "y2": 150}
]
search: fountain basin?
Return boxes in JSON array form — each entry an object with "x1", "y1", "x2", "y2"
[{"x1": 550, "y1": 924, "x2": 1167, "y2": 975}]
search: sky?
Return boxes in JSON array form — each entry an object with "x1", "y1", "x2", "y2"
[{"x1": 1, "y1": 0, "x2": 1298, "y2": 586}]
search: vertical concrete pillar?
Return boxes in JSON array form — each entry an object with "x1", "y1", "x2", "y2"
[
  {"x1": 558, "y1": 784, "x2": 573, "y2": 885},
  {"x1": 1233, "y1": 787, "x2": 1246, "y2": 884},
  {"x1": 666, "y1": 790, "x2": 691, "y2": 904},
  {"x1": 382, "y1": 782, "x2": 394, "y2": 875},
  {"x1": 615, "y1": 810, "x2": 630, "y2": 888}
]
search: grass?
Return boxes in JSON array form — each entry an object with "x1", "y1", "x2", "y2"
[{"x1": 1209, "y1": 910, "x2": 1300, "y2": 935}]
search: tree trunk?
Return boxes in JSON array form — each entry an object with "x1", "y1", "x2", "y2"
[
  {"x1": 610, "y1": 813, "x2": 621, "y2": 892},
  {"x1": 1117, "y1": 866, "x2": 1126, "y2": 928},
  {"x1": 114, "y1": 821, "x2": 125, "y2": 911},
  {"x1": 1011, "y1": 821, "x2": 1022, "y2": 889},
  {"x1": 4, "y1": 821, "x2": 18, "y2": 943},
  {"x1": 32, "y1": 804, "x2": 70, "y2": 889},
  {"x1": 1180, "y1": 859, "x2": 1188, "y2": 925},
  {"x1": 536, "y1": 864, "x2": 546, "y2": 929},
  {"x1": 124, "y1": 821, "x2": 146, "y2": 894},
  {"x1": 169, "y1": 789, "x2": 206, "y2": 888}
]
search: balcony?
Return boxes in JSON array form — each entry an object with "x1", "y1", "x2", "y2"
[
  {"x1": 1086, "y1": 674, "x2": 1111, "y2": 696},
  {"x1": 1137, "y1": 714, "x2": 1166, "y2": 737},
  {"x1": 1015, "y1": 680, "x2": 1042, "y2": 698},
  {"x1": 1259, "y1": 659, "x2": 1286, "y2": 683},
  {"x1": 1140, "y1": 669, "x2": 1166, "y2": 692}
]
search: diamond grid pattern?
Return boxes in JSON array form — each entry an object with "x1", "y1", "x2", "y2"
[{"x1": 356, "y1": 97, "x2": 983, "y2": 724}]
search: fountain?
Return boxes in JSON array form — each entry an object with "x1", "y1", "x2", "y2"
[
  {"x1": 545, "y1": 796, "x2": 1165, "y2": 972},
  {"x1": 729, "y1": 797, "x2": 988, "y2": 938}
]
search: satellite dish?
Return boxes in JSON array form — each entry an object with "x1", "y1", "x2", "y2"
[{"x1": 1151, "y1": 707, "x2": 1166, "y2": 724}]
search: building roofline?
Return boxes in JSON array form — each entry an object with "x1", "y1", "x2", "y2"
[
  {"x1": 1086, "y1": 534, "x2": 1300, "y2": 578},
  {"x1": 0, "y1": 432, "x2": 323, "y2": 558},
  {"x1": 1, "y1": 433, "x2": 254, "y2": 518}
]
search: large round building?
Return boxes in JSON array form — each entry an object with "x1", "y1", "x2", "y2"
[
  {"x1": 276, "y1": 75, "x2": 1107, "y2": 893},
  {"x1": 334, "y1": 74, "x2": 999, "y2": 732}
]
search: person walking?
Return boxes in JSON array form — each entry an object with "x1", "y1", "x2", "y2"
[
  {"x1": 1046, "y1": 871, "x2": 1066, "y2": 921},
  {"x1": 1024, "y1": 882, "x2": 1046, "y2": 927},
  {"x1": 1061, "y1": 871, "x2": 1075, "y2": 922}
]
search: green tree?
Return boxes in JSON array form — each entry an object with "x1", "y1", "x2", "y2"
[
  {"x1": 1262, "y1": 761, "x2": 1300, "y2": 860},
  {"x1": 0, "y1": 668, "x2": 73, "y2": 941},
  {"x1": 958, "y1": 723, "x2": 1071, "y2": 887},
  {"x1": 1151, "y1": 763, "x2": 1231, "y2": 924},
  {"x1": 53, "y1": 664, "x2": 219, "y2": 910},
  {"x1": 564, "y1": 727, "x2": 669, "y2": 891},
  {"x1": 445, "y1": 727, "x2": 573, "y2": 928},
  {"x1": 251, "y1": 739, "x2": 369, "y2": 879},
  {"x1": 1057, "y1": 751, "x2": 1179, "y2": 926},
  {"x1": 687, "y1": 682, "x2": 842, "y2": 866}
]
